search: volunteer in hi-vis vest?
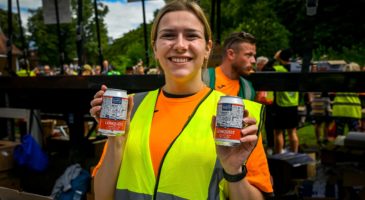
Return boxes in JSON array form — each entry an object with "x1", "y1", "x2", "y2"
[
  {"x1": 202, "y1": 31, "x2": 272, "y2": 193},
  {"x1": 332, "y1": 92, "x2": 362, "y2": 134},
  {"x1": 202, "y1": 32, "x2": 256, "y2": 101},
  {"x1": 271, "y1": 49, "x2": 300, "y2": 154},
  {"x1": 332, "y1": 62, "x2": 362, "y2": 135},
  {"x1": 90, "y1": 1, "x2": 271, "y2": 199}
]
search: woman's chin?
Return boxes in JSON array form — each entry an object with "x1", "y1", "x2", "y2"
[{"x1": 168, "y1": 70, "x2": 192, "y2": 79}]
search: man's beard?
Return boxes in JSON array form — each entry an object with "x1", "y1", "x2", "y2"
[{"x1": 232, "y1": 62, "x2": 250, "y2": 77}]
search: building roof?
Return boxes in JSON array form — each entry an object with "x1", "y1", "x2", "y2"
[{"x1": 0, "y1": 32, "x2": 22, "y2": 56}]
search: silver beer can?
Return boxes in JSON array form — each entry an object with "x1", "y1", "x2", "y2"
[
  {"x1": 215, "y1": 96, "x2": 244, "y2": 146},
  {"x1": 98, "y1": 88, "x2": 128, "y2": 136}
]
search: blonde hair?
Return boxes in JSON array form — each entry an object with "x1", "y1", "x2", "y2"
[
  {"x1": 150, "y1": 0, "x2": 212, "y2": 47},
  {"x1": 346, "y1": 62, "x2": 361, "y2": 72}
]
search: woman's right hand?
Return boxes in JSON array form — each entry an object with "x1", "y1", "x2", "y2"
[
  {"x1": 90, "y1": 85, "x2": 108, "y2": 123},
  {"x1": 89, "y1": 84, "x2": 134, "y2": 135}
]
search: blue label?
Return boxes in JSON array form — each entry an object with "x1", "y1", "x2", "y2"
[
  {"x1": 112, "y1": 97, "x2": 122, "y2": 104},
  {"x1": 222, "y1": 103, "x2": 232, "y2": 111}
]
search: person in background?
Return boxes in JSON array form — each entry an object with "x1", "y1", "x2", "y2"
[
  {"x1": 81, "y1": 64, "x2": 94, "y2": 76},
  {"x1": 102, "y1": 60, "x2": 112, "y2": 75},
  {"x1": 332, "y1": 62, "x2": 362, "y2": 135},
  {"x1": 32, "y1": 66, "x2": 41, "y2": 76},
  {"x1": 308, "y1": 64, "x2": 332, "y2": 145},
  {"x1": 270, "y1": 49, "x2": 300, "y2": 154},
  {"x1": 255, "y1": 56, "x2": 269, "y2": 72},
  {"x1": 255, "y1": 56, "x2": 275, "y2": 154},
  {"x1": 106, "y1": 65, "x2": 121, "y2": 75},
  {"x1": 202, "y1": 31, "x2": 257, "y2": 101},
  {"x1": 90, "y1": 0, "x2": 271, "y2": 199},
  {"x1": 136, "y1": 64, "x2": 145, "y2": 75},
  {"x1": 125, "y1": 66, "x2": 134, "y2": 75},
  {"x1": 360, "y1": 64, "x2": 365, "y2": 132},
  {"x1": 308, "y1": 92, "x2": 332, "y2": 145},
  {"x1": 94, "y1": 65, "x2": 102, "y2": 75},
  {"x1": 16, "y1": 59, "x2": 34, "y2": 77},
  {"x1": 203, "y1": 32, "x2": 272, "y2": 193},
  {"x1": 43, "y1": 65, "x2": 54, "y2": 76}
]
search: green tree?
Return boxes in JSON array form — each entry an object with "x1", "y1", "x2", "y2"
[
  {"x1": 199, "y1": 0, "x2": 290, "y2": 57},
  {"x1": 270, "y1": 0, "x2": 365, "y2": 61},
  {"x1": 0, "y1": 9, "x2": 23, "y2": 49},
  {"x1": 104, "y1": 23, "x2": 153, "y2": 74},
  {"x1": 27, "y1": 0, "x2": 109, "y2": 68}
]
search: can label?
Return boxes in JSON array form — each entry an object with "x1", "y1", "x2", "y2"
[
  {"x1": 215, "y1": 96, "x2": 244, "y2": 146},
  {"x1": 99, "y1": 89, "x2": 128, "y2": 136}
]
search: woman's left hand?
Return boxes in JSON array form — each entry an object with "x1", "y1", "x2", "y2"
[{"x1": 214, "y1": 110, "x2": 258, "y2": 175}]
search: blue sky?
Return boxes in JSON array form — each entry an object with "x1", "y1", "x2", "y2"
[{"x1": 0, "y1": 0, "x2": 165, "y2": 39}]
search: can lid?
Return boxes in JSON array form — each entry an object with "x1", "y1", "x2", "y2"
[
  {"x1": 104, "y1": 88, "x2": 127, "y2": 96},
  {"x1": 107, "y1": 88, "x2": 126, "y2": 92},
  {"x1": 221, "y1": 95, "x2": 242, "y2": 99}
]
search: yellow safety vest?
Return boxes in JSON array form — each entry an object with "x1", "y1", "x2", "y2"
[
  {"x1": 115, "y1": 89, "x2": 264, "y2": 200},
  {"x1": 332, "y1": 92, "x2": 362, "y2": 119},
  {"x1": 273, "y1": 65, "x2": 299, "y2": 107}
]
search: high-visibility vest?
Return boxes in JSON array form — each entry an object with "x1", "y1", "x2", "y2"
[
  {"x1": 202, "y1": 67, "x2": 256, "y2": 101},
  {"x1": 115, "y1": 89, "x2": 264, "y2": 200},
  {"x1": 273, "y1": 65, "x2": 299, "y2": 107},
  {"x1": 16, "y1": 69, "x2": 35, "y2": 77},
  {"x1": 332, "y1": 92, "x2": 362, "y2": 119}
]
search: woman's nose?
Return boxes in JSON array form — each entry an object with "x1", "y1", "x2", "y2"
[{"x1": 174, "y1": 34, "x2": 188, "y2": 52}]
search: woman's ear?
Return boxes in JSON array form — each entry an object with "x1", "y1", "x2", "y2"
[
  {"x1": 152, "y1": 41, "x2": 158, "y2": 59},
  {"x1": 205, "y1": 40, "x2": 213, "y2": 58}
]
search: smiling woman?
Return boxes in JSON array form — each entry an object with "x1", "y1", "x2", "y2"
[{"x1": 90, "y1": 0, "x2": 266, "y2": 199}]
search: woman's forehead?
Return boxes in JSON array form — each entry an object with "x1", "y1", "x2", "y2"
[{"x1": 158, "y1": 11, "x2": 204, "y2": 31}]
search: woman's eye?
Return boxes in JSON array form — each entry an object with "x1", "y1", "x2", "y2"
[
  {"x1": 187, "y1": 34, "x2": 199, "y2": 40},
  {"x1": 161, "y1": 34, "x2": 175, "y2": 39}
]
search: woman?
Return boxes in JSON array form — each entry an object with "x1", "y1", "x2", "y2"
[{"x1": 90, "y1": 0, "x2": 266, "y2": 199}]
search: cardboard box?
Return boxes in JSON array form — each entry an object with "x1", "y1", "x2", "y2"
[
  {"x1": 0, "y1": 171, "x2": 20, "y2": 190},
  {"x1": 0, "y1": 141, "x2": 20, "y2": 171},
  {"x1": 0, "y1": 187, "x2": 52, "y2": 200},
  {"x1": 343, "y1": 168, "x2": 365, "y2": 187},
  {"x1": 87, "y1": 192, "x2": 95, "y2": 200}
]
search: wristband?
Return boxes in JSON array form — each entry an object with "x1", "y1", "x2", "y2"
[{"x1": 223, "y1": 165, "x2": 247, "y2": 182}]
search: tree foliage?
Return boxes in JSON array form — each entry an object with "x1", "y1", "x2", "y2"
[
  {"x1": 26, "y1": 0, "x2": 109, "y2": 68},
  {"x1": 5, "y1": 0, "x2": 365, "y2": 69},
  {"x1": 104, "y1": 23, "x2": 153, "y2": 73},
  {"x1": 0, "y1": 9, "x2": 23, "y2": 49}
]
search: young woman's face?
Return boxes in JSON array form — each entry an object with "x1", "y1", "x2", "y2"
[{"x1": 154, "y1": 11, "x2": 211, "y2": 82}]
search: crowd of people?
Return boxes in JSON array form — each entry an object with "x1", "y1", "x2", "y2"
[
  {"x1": 6, "y1": 0, "x2": 365, "y2": 198},
  {"x1": 254, "y1": 52, "x2": 365, "y2": 154},
  {"x1": 14, "y1": 58, "x2": 161, "y2": 77},
  {"x1": 88, "y1": 0, "x2": 364, "y2": 199}
]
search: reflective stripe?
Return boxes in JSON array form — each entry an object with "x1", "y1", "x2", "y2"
[
  {"x1": 116, "y1": 159, "x2": 224, "y2": 200},
  {"x1": 333, "y1": 92, "x2": 362, "y2": 118},
  {"x1": 116, "y1": 189, "x2": 152, "y2": 200},
  {"x1": 115, "y1": 189, "x2": 189, "y2": 200},
  {"x1": 116, "y1": 89, "x2": 264, "y2": 200},
  {"x1": 208, "y1": 159, "x2": 224, "y2": 200},
  {"x1": 333, "y1": 102, "x2": 361, "y2": 106},
  {"x1": 155, "y1": 192, "x2": 188, "y2": 200},
  {"x1": 336, "y1": 93, "x2": 359, "y2": 97}
]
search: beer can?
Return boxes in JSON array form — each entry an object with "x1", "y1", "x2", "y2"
[
  {"x1": 215, "y1": 96, "x2": 244, "y2": 146},
  {"x1": 98, "y1": 88, "x2": 128, "y2": 136}
]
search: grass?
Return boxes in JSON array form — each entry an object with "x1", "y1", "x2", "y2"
[{"x1": 297, "y1": 124, "x2": 317, "y2": 146}]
